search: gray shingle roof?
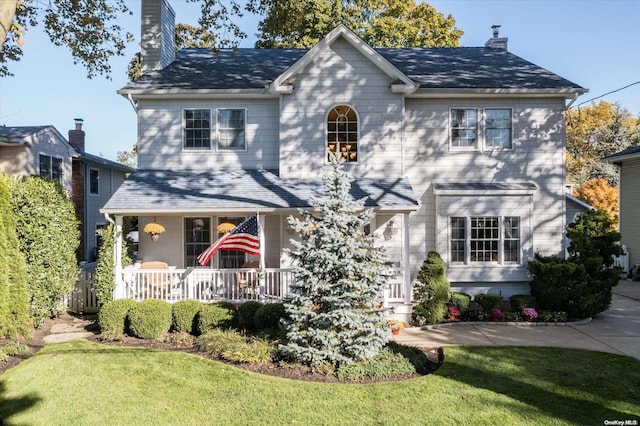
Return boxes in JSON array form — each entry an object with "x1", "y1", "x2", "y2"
[
  {"x1": 120, "y1": 47, "x2": 583, "y2": 93},
  {"x1": 77, "y1": 151, "x2": 134, "y2": 173},
  {"x1": 0, "y1": 125, "x2": 52, "y2": 144},
  {"x1": 602, "y1": 145, "x2": 640, "y2": 162},
  {"x1": 433, "y1": 182, "x2": 538, "y2": 192},
  {"x1": 101, "y1": 169, "x2": 419, "y2": 214}
]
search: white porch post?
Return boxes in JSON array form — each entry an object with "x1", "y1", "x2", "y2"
[
  {"x1": 403, "y1": 212, "x2": 412, "y2": 305},
  {"x1": 114, "y1": 215, "x2": 124, "y2": 299}
]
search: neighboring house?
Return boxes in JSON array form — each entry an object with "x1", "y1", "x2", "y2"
[
  {"x1": 102, "y1": 0, "x2": 585, "y2": 319},
  {"x1": 0, "y1": 120, "x2": 133, "y2": 263},
  {"x1": 67, "y1": 119, "x2": 134, "y2": 262},
  {"x1": 603, "y1": 146, "x2": 640, "y2": 270},
  {"x1": 0, "y1": 125, "x2": 76, "y2": 192}
]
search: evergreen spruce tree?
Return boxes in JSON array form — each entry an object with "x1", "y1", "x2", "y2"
[{"x1": 280, "y1": 156, "x2": 390, "y2": 367}]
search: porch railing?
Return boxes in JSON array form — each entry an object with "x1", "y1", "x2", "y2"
[
  {"x1": 115, "y1": 266, "x2": 405, "y2": 305},
  {"x1": 116, "y1": 267, "x2": 295, "y2": 303}
]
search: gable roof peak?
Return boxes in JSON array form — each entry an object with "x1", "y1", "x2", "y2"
[{"x1": 270, "y1": 23, "x2": 417, "y2": 94}]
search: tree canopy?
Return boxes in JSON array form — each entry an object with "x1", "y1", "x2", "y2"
[
  {"x1": 250, "y1": 0, "x2": 463, "y2": 48},
  {"x1": 2, "y1": 0, "x2": 462, "y2": 79},
  {"x1": 566, "y1": 101, "x2": 640, "y2": 187}
]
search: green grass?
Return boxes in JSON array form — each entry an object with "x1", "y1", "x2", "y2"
[{"x1": 1, "y1": 341, "x2": 639, "y2": 425}]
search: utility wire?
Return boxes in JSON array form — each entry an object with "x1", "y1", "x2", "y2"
[{"x1": 572, "y1": 81, "x2": 640, "y2": 108}]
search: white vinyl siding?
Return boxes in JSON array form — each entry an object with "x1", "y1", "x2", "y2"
[
  {"x1": 137, "y1": 99, "x2": 278, "y2": 170},
  {"x1": 619, "y1": 158, "x2": 640, "y2": 267},
  {"x1": 279, "y1": 38, "x2": 404, "y2": 178}
]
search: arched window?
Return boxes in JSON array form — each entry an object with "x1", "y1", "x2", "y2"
[{"x1": 327, "y1": 105, "x2": 358, "y2": 162}]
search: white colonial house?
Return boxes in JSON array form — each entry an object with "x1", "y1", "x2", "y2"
[{"x1": 102, "y1": 0, "x2": 586, "y2": 320}]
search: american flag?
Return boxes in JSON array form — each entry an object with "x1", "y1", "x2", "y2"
[{"x1": 197, "y1": 216, "x2": 260, "y2": 266}]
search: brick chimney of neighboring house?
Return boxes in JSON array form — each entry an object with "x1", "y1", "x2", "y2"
[
  {"x1": 69, "y1": 118, "x2": 86, "y2": 261},
  {"x1": 141, "y1": 0, "x2": 176, "y2": 73},
  {"x1": 485, "y1": 25, "x2": 508, "y2": 50},
  {"x1": 68, "y1": 118, "x2": 85, "y2": 152}
]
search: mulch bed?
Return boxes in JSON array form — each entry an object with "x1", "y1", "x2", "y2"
[{"x1": 1, "y1": 314, "x2": 443, "y2": 383}]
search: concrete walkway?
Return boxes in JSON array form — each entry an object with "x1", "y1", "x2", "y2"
[{"x1": 394, "y1": 280, "x2": 640, "y2": 361}]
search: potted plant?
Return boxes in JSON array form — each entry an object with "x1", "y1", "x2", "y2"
[
  {"x1": 488, "y1": 307, "x2": 503, "y2": 321},
  {"x1": 387, "y1": 319, "x2": 405, "y2": 335},
  {"x1": 521, "y1": 307, "x2": 538, "y2": 322},
  {"x1": 446, "y1": 306, "x2": 460, "y2": 321},
  {"x1": 143, "y1": 221, "x2": 165, "y2": 241}
]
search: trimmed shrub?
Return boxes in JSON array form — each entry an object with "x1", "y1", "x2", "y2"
[
  {"x1": 172, "y1": 300, "x2": 202, "y2": 334},
  {"x1": 528, "y1": 209, "x2": 623, "y2": 319},
  {"x1": 98, "y1": 299, "x2": 138, "y2": 341},
  {"x1": 509, "y1": 294, "x2": 536, "y2": 312},
  {"x1": 195, "y1": 329, "x2": 276, "y2": 364},
  {"x1": 237, "y1": 301, "x2": 263, "y2": 332},
  {"x1": 336, "y1": 343, "x2": 432, "y2": 381},
  {"x1": 128, "y1": 299, "x2": 172, "y2": 340},
  {"x1": 448, "y1": 292, "x2": 471, "y2": 314},
  {"x1": 197, "y1": 302, "x2": 238, "y2": 334},
  {"x1": 9, "y1": 176, "x2": 79, "y2": 326},
  {"x1": 413, "y1": 251, "x2": 450, "y2": 324},
  {"x1": 254, "y1": 303, "x2": 286, "y2": 335},
  {"x1": 474, "y1": 294, "x2": 504, "y2": 311}
]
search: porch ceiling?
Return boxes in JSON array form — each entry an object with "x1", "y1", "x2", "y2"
[{"x1": 101, "y1": 169, "x2": 420, "y2": 215}]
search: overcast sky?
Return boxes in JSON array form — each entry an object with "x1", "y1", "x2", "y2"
[{"x1": 0, "y1": 0, "x2": 638, "y2": 162}]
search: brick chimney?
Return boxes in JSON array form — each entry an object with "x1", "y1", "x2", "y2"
[
  {"x1": 141, "y1": 0, "x2": 176, "y2": 72},
  {"x1": 485, "y1": 25, "x2": 508, "y2": 50},
  {"x1": 68, "y1": 118, "x2": 85, "y2": 152}
]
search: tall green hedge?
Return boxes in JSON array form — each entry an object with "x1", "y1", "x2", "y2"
[
  {"x1": 9, "y1": 176, "x2": 79, "y2": 327},
  {"x1": 0, "y1": 174, "x2": 32, "y2": 338}
]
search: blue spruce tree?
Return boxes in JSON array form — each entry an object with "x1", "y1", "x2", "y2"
[{"x1": 280, "y1": 156, "x2": 390, "y2": 367}]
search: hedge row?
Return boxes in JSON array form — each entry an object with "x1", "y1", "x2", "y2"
[{"x1": 98, "y1": 299, "x2": 288, "y2": 341}]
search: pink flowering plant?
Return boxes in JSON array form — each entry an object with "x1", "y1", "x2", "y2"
[
  {"x1": 488, "y1": 308, "x2": 503, "y2": 320},
  {"x1": 521, "y1": 307, "x2": 538, "y2": 320},
  {"x1": 447, "y1": 306, "x2": 460, "y2": 318}
]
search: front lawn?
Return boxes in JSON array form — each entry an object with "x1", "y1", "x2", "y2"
[{"x1": 1, "y1": 340, "x2": 638, "y2": 425}]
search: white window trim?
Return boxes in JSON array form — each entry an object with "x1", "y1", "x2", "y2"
[
  {"x1": 448, "y1": 215, "x2": 522, "y2": 266},
  {"x1": 484, "y1": 107, "x2": 513, "y2": 150},
  {"x1": 38, "y1": 153, "x2": 64, "y2": 184},
  {"x1": 449, "y1": 107, "x2": 479, "y2": 151},
  {"x1": 182, "y1": 108, "x2": 213, "y2": 151},
  {"x1": 326, "y1": 104, "x2": 360, "y2": 164},
  {"x1": 449, "y1": 107, "x2": 514, "y2": 152},
  {"x1": 215, "y1": 108, "x2": 248, "y2": 152},
  {"x1": 88, "y1": 167, "x2": 100, "y2": 196}
]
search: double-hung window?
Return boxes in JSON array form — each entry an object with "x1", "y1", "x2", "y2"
[
  {"x1": 89, "y1": 168, "x2": 99, "y2": 195},
  {"x1": 450, "y1": 216, "x2": 521, "y2": 264},
  {"x1": 184, "y1": 109, "x2": 211, "y2": 149},
  {"x1": 217, "y1": 109, "x2": 246, "y2": 150},
  {"x1": 450, "y1": 109, "x2": 478, "y2": 148},
  {"x1": 450, "y1": 108, "x2": 512, "y2": 150},
  {"x1": 184, "y1": 217, "x2": 211, "y2": 267},
  {"x1": 39, "y1": 154, "x2": 62, "y2": 185},
  {"x1": 485, "y1": 108, "x2": 512, "y2": 148}
]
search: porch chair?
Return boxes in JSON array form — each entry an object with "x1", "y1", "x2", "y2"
[
  {"x1": 140, "y1": 261, "x2": 173, "y2": 299},
  {"x1": 235, "y1": 261, "x2": 263, "y2": 299}
]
